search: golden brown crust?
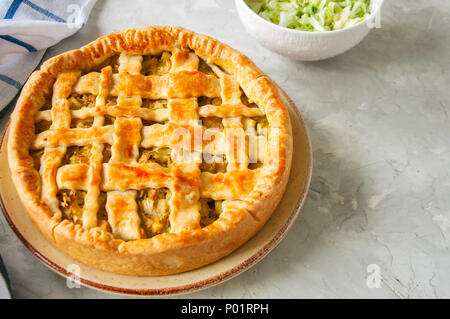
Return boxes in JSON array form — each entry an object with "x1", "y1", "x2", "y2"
[{"x1": 8, "y1": 26, "x2": 292, "y2": 276}]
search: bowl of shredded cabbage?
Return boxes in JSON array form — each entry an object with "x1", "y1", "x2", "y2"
[{"x1": 235, "y1": 0, "x2": 383, "y2": 61}]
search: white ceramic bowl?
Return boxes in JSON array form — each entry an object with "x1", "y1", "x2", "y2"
[{"x1": 235, "y1": 0, "x2": 384, "y2": 61}]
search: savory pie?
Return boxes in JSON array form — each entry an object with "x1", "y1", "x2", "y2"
[{"x1": 7, "y1": 26, "x2": 292, "y2": 276}]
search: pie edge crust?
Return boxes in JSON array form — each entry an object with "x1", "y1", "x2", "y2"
[{"x1": 7, "y1": 26, "x2": 293, "y2": 276}]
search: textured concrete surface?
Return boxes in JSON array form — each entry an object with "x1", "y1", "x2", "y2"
[{"x1": 0, "y1": 0, "x2": 449, "y2": 298}]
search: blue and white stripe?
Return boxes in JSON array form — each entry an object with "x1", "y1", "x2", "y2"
[
  {"x1": 0, "y1": 0, "x2": 96, "y2": 111},
  {"x1": 4, "y1": 0, "x2": 67, "y2": 21}
]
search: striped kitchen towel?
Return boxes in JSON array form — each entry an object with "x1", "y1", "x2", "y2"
[
  {"x1": 0, "y1": 255, "x2": 12, "y2": 298},
  {"x1": 0, "y1": 0, "x2": 96, "y2": 112}
]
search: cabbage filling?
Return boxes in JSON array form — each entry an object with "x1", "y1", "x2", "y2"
[
  {"x1": 93, "y1": 54, "x2": 120, "y2": 73},
  {"x1": 198, "y1": 58, "x2": 216, "y2": 76},
  {"x1": 137, "y1": 189, "x2": 171, "y2": 237},
  {"x1": 35, "y1": 120, "x2": 51, "y2": 133},
  {"x1": 200, "y1": 155, "x2": 227, "y2": 173},
  {"x1": 138, "y1": 147, "x2": 172, "y2": 167},
  {"x1": 104, "y1": 115, "x2": 116, "y2": 125},
  {"x1": 71, "y1": 117, "x2": 94, "y2": 128},
  {"x1": 255, "y1": 116, "x2": 269, "y2": 136},
  {"x1": 96, "y1": 192, "x2": 111, "y2": 232},
  {"x1": 141, "y1": 52, "x2": 172, "y2": 76},
  {"x1": 68, "y1": 94, "x2": 96, "y2": 110},
  {"x1": 248, "y1": 162, "x2": 264, "y2": 169},
  {"x1": 40, "y1": 100, "x2": 52, "y2": 111},
  {"x1": 240, "y1": 89, "x2": 259, "y2": 108},
  {"x1": 63, "y1": 145, "x2": 92, "y2": 165},
  {"x1": 102, "y1": 144, "x2": 111, "y2": 163},
  {"x1": 202, "y1": 116, "x2": 223, "y2": 129},
  {"x1": 248, "y1": 0, "x2": 372, "y2": 32},
  {"x1": 198, "y1": 96, "x2": 222, "y2": 107},
  {"x1": 142, "y1": 99, "x2": 168, "y2": 110},
  {"x1": 30, "y1": 149, "x2": 44, "y2": 170},
  {"x1": 57, "y1": 190, "x2": 86, "y2": 224},
  {"x1": 199, "y1": 199, "x2": 223, "y2": 227},
  {"x1": 105, "y1": 96, "x2": 117, "y2": 107}
]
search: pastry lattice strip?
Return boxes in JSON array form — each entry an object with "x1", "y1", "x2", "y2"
[
  {"x1": 81, "y1": 66, "x2": 111, "y2": 229},
  {"x1": 39, "y1": 71, "x2": 80, "y2": 219},
  {"x1": 34, "y1": 67, "x2": 263, "y2": 124}
]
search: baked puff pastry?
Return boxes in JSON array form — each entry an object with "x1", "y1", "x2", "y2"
[{"x1": 8, "y1": 26, "x2": 292, "y2": 276}]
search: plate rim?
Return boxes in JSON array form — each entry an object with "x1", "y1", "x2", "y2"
[{"x1": 0, "y1": 91, "x2": 312, "y2": 296}]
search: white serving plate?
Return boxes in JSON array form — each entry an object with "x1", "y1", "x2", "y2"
[{"x1": 0, "y1": 89, "x2": 312, "y2": 296}]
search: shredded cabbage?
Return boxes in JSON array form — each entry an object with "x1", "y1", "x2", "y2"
[{"x1": 247, "y1": 0, "x2": 372, "y2": 32}]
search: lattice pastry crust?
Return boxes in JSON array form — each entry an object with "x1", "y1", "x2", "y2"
[{"x1": 8, "y1": 26, "x2": 292, "y2": 276}]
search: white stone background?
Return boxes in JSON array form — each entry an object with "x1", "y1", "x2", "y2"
[{"x1": 0, "y1": 0, "x2": 449, "y2": 298}]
